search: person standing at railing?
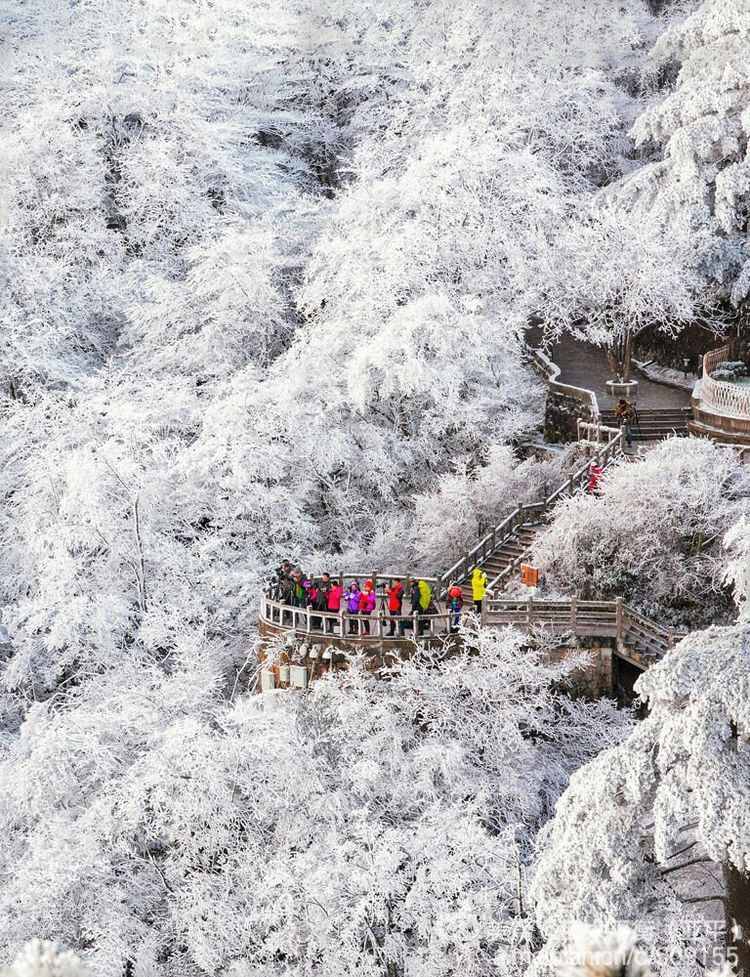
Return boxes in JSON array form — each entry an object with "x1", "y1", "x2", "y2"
[
  {"x1": 416, "y1": 579, "x2": 435, "y2": 635},
  {"x1": 345, "y1": 581, "x2": 361, "y2": 633},
  {"x1": 270, "y1": 560, "x2": 292, "y2": 600},
  {"x1": 409, "y1": 578, "x2": 421, "y2": 634},
  {"x1": 386, "y1": 578, "x2": 404, "y2": 636},
  {"x1": 358, "y1": 580, "x2": 377, "y2": 634},
  {"x1": 326, "y1": 578, "x2": 344, "y2": 633},
  {"x1": 310, "y1": 575, "x2": 330, "y2": 630},
  {"x1": 290, "y1": 567, "x2": 309, "y2": 607},
  {"x1": 471, "y1": 566, "x2": 487, "y2": 615},
  {"x1": 447, "y1": 584, "x2": 463, "y2": 633}
]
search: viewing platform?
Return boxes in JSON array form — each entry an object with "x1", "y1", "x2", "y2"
[
  {"x1": 260, "y1": 574, "x2": 455, "y2": 645},
  {"x1": 258, "y1": 585, "x2": 684, "y2": 694}
]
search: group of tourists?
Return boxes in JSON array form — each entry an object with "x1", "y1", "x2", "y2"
[{"x1": 268, "y1": 561, "x2": 490, "y2": 636}]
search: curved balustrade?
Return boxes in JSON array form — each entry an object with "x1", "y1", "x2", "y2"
[
  {"x1": 702, "y1": 344, "x2": 731, "y2": 379},
  {"x1": 700, "y1": 377, "x2": 750, "y2": 418},
  {"x1": 698, "y1": 344, "x2": 750, "y2": 419},
  {"x1": 260, "y1": 592, "x2": 460, "y2": 642}
]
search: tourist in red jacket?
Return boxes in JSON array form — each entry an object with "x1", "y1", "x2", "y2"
[
  {"x1": 587, "y1": 462, "x2": 604, "y2": 495},
  {"x1": 386, "y1": 578, "x2": 404, "y2": 636}
]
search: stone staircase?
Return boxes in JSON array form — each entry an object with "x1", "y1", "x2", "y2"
[
  {"x1": 449, "y1": 521, "x2": 541, "y2": 593},
  {"x1": 600, "y1": 407, "x2": 690, "y2": 442},
  {"x1": 477, "y1": 523, "x2": 539, "y2": 584}
]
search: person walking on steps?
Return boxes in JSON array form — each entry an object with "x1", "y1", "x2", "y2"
[
  {"x1": 471, "y1": 566, "x2": 487, "y2": 615},
  {"x1": 587, "y1": 462, "x2": 604, "y2": 495},
  {"x1": 615, "y1": 398, "x2": 634, "y2": 448}
]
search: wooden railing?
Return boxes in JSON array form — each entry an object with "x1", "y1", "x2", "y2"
[
  {"x1": 260, "y1": 592, "x2": 685, "y2": 660},
  {"x1": 258, "y1": 340, "x2": 686, "y2": 670},
  {"x1": 486, "y1": 597, "x2": 685, "y2": 657},
  {"x1": 439, "y1": 428, "x2": 625, "y2": 594},
  {"x1": 260, "y1": 594, "x2": 455, "y2": 641}
]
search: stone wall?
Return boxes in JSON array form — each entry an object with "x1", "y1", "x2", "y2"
[
  {"x1": 546, "y1": 638, "x2": 615, "y2": 699},
  {"x1": 544, "y1": 390, "x2": 590, "y2": 443},
  {"x1": 257, "y1": 618, "x2": 619, "y2": 698},
  {"x1": 690, "y1": 397, "x2": 750, "y2": 446}
]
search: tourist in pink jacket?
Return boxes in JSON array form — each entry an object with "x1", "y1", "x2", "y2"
[
  {"x1": 326, "y1": 580, "x2": 344, "y2": 633},
  {"x1": 358, "y1": 580, "x2": 377, "y2": 634}
]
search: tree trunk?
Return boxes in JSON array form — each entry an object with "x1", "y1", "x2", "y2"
[
  {"x1": 724, "y1": 863, "x2": 750, "y2": 976},
  {"x1": 606, "y1": 348, "x2": 620, "y2": 379},
  {"x1": 622, "y1": 330, "x2": 632, "y2": 382}
]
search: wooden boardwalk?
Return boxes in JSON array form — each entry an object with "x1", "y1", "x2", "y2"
[{"x1": 259, "y1": 343, "x2": 699, "y2": 677}]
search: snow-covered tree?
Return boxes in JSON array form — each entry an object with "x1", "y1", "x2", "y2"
[
  {"x1": 0, "y1": 2, "x2": 729, "y2": 973},
  {"x1": 532, "y1": 619, "x2": 750, "y2": 976},
  {"x1": 0, "y1": 624, "x2": 628, "y2": 976},
  {"x1": 623, "y1": 0, "x2": 750, "y2": 308},
  {"x1": 0, "y1": 942, "x2": 86, "y2": 977}
]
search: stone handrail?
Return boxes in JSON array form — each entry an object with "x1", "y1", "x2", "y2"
[
  {"x1": 529, "y1": 346, "x2": 601, "y2": 421},
  {"x1": 697, "y1": 344, "x2": 750, "y2": 419}
]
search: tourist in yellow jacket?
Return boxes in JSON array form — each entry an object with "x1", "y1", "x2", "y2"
[{"x1": 471, "y1": 566, "x2": 487, "y2": 614}]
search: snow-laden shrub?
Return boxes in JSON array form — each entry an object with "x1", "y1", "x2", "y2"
[
  {"x1": 0, "y1": 941, "x2": 86, "y2": 977},
  {"x1": 711, "y1": 361, "x2": 747, "y2": 383},
  {"x1": 0, "y1": 624, "x2": 629, "y2": 977},
  {"x1": 532, "y1": 438, "x2": 750, "y2": 628}
]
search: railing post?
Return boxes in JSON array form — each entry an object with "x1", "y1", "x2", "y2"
[
  {"x1": 615, "y1": 597, "x2": 624, "y2": 643},
  {"x1": 413, "y1": 611, "x2": 419, "y2": 639},
  {"x1": 306, "y1": 607, "x2": 311, "y2": 634},
  {"x1": 570, "y1": 595, "x2": 577, "y2": 631}
]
